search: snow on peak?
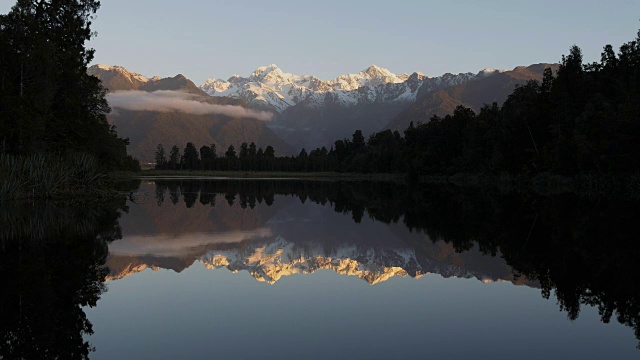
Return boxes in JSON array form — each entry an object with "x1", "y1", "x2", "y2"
[
  {"x1": 252, "y1": 64, "x2": 281, "y2": 77},
  {"x1": 477, "y1": 68, "x2": 506, "y2": 77},
  {"x1": 200, "y1": 64, "x2": 483, "y2": 113},
  {"x1": 95, "y1": 64, "x2": 115, "y2": 71},
  {"x1": 360, "y1": 64, "x2": 395, "y2": 79},
  {"x1": 90, "y1": 64, "x2": 149, "y2": 83}
]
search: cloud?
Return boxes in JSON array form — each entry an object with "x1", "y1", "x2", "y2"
[{"x1": 106, "y1": 90, "x2": 274, "y2": 121}]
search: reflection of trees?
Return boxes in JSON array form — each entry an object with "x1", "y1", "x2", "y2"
[
  {"x1": 154, "y1": 179, "x2": 640, "y2": 346},
  {"x1": 0, "y1": 200, "x2": 127, "y2": 359}
]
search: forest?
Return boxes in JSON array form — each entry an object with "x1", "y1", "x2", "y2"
[
  {"x1": 0, "y1": 1, "x2": 139, "y2": 199},
  {"x1": 159, "y1": 29, "x2": 640, "y2": 178}
]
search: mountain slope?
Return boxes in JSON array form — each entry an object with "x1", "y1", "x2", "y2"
[
  {"x1": 387, "y1": 63, "x2": 559, "y2": 131},
  {"x1": 139, "y1": 74, "x2": 209, "y2": 96},
  {"x1": 109, "y1": 109, "x2": 293, "y2": 162},
  {"x1": 88, "y1": 64, "x2": 210, "y2": 96},
  {"x1": 88, "y1": 64, "x2": 291, "y2": 160},
  {"x1": 199, "y1": 64, "x2": 486, "y2": 149},
  {"x1": 273, "y1": 71, "x2": 481, "y2": 150},
  {"x1": 87, "y1": 64, "x2": 149, "y2": 91}
]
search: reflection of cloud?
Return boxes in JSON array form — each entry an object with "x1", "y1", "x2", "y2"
[
  {"x1": 106, "y1": 90, "x2": 274, "y2": 121},
  {"x1": 109, "y1": 228, "x2": 273, "y2": 257}
]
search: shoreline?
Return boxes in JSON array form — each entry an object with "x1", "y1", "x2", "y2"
[
  {"x1": 110, "y1": 170, "x2": 640, "y2": 199},
  {"x1": 112, "y1": 170, "x2": 407, "y2": 182}
]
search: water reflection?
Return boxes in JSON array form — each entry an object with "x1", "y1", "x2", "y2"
[
  {"x1": 112, "y1": 179, "x2": 640, "y2": 348},
  {"x1": 109, "y1": 180, "x2": 529, "y2": 286},
  {"x1": 0, "y1": 199, "x2": 128, "y2": 359},
  {"x1": 1, "y1": 179, "x2": 639, "y2": 358}
]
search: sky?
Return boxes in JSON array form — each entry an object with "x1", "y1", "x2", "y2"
[{"x1": 2, "y1": 0, "x2": 639, "y2": 85}]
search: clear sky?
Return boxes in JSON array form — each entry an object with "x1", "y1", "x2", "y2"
[{"x1": 2, "y1": 0, "x2": 639, "y2": 84}]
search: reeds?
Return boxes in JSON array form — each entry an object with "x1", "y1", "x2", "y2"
[{"x1": 0, "y1": 153, "x2": 109, "y2": 201}]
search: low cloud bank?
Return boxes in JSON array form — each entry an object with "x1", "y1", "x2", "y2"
[{"x1": 106, "y1": 90, "x2": 273, "y2": 121}]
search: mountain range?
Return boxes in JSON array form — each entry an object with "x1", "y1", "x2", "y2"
[{"x1": 89, "y1": 62, "x2": 557, "y2": 159}]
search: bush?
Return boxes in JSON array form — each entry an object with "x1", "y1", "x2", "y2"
[{"x1": 0, "y1": 153, "x2": 110, "y2": 200}]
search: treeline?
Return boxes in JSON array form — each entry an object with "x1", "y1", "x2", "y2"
[
  {"x1": 156, "y1": 30, "x2": 640, "y2": 176},
  {"x1": 154, "y1": 130, "x2": 399, "y2": 172},
  {"x1": 325, "y1": 31, "x2": 640, "y2": 176},
  {"x1": 0, "y1": 1, "x2": 139, "y2": 171},
  {"x1": 154, "y1": 142, "x2": 308, "y2": 171}
]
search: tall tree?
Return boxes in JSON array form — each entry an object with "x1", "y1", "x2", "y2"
[
  {"x1": 155, "y1": 144, "x2": 167, "y2": 170},
  {"x1": 200, "y1": 145, "x2": 213, "y2": 170},
  {"x1": 183, "y1": 142, "x2": 199, "y2": 170},
  {"x1": 239, "y1": 142, "x2": 248, "y2": 158},
  {"x1": 225, "y1": 145, "x2": 237, "y2": 159},
  {"x1": 0, "y1": 0, "x2": 136, "y2": 169},
  {"x1": 169, "y1": 145, "x2": 180, "y2": 170},
  {"x1": 264, "y1": 145, "x2": 275, "y2": 158}
]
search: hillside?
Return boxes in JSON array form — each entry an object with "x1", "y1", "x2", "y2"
[
  {"x1": 109, "y1": 110, "x2": 293, "y2": 162},
  {"x1": 387, "y1": 63, "x2": 559, "y2": 131}
]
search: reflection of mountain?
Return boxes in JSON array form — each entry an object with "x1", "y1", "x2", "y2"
[
  {"x1": 199, "y1": 236, "x2": 530, "y2": 285},
  {"x1": 104, "y1": 179, "x2": 640, "y2": 346},
  {"x1": 106, "y1": 182, "x2": 531, "y2": 286}
]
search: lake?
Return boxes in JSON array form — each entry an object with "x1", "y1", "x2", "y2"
[{"x1": 1, "y1": 179, "x2": 638, "y2": 359}]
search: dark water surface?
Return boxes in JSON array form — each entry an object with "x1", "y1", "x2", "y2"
[{"x1": 1, "y1": 179, "x2": 639, "y2": 359}]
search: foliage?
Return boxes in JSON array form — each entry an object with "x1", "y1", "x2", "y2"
[
  {"x1": 153, "y1": 29, "x2": 640, "y2": 177},
  {"x1": 0, "y1": 0, "x2": 138, "y2": 170}
]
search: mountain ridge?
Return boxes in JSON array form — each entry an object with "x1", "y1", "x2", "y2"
[
  {"x1": 388, "y1": 63, "x2": 559, "y2": 131},
  {"x1": 89, "y1": 62, "x2": 558, "y2": 153},
  {"x1": 200, "y1": 63, "x2": 482, "y2": 113},
  {"x1": 88, "y1": 65, "x2": 294, "y2": 161}
]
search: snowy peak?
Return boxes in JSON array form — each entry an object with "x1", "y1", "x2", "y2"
[
  {"x1": 251, "y1": 64, "x2": 282, "y2": 80},
  {"x1": 88, "y1": 64, "x2": 149, "y2": 88},
  {"x1": 358, "y1": 64, "x2": 405, "y2": 84},
  {"x1": 199, "y1": 64, "x2": 485, "y2": 113},
  {"x1": 361, "y1": 64, "x2": 394, "y2": 78}
]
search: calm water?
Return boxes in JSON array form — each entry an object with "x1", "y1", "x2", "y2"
[{"x1": 1, "y1": 179, "x2": 638, "y2": 359}]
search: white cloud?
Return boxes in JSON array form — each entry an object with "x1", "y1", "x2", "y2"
[{"x1": 106, "y1": 90, "x2": 274, "y2": 121}]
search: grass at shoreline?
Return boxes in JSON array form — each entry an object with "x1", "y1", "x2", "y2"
[
  {"x1": 1, "y1": 153, "x2": 112, "y2": 201},
  {"x1": 112, "y1": 170, "x2": 406, "y2": 182},
  {"x1": 111, "y1": 169, "x2": 640, "y2": 198}
]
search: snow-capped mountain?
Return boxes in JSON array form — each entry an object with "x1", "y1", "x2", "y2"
[
  {"x1": 200, "y1": 64, "x2": 479, "y2": 113},
  {"x1": 87, "y1": 62, "x2": 538, "y2": 151},
  {"x1": 88, "y1": 64, "x2": 150, "y2": 91}
]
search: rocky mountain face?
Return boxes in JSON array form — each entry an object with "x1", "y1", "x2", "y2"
[
  {"x1": 387, "y1": 63, "x2": 559, "y2": 131},
  {"x1": 88, "y1": 64, "x2": 208, "y2": 96},
  {"x1": 200, "y1": 64, "x2": 482, "y2": 150},
  {"x1": 89, "y1": 63, "x2": 559, "y2": 155}
]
